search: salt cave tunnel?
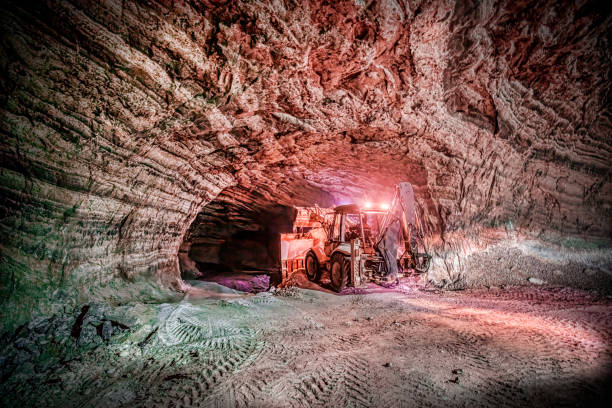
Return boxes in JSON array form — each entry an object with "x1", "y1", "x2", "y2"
[{"x1": 0, "y1": 0, "x2": 611, "y2": 406}]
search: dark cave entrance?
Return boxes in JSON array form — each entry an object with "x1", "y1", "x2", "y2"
[{"x1": 179, "y1": 187, "x2": 297, "y2": 291}]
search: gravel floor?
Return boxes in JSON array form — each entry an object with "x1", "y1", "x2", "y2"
[{"x1": 1, "y1": 280, "x2": 611, "y2": 407}]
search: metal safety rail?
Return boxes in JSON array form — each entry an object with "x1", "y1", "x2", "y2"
[{"x1": 281, "y1": 258, "x2": 305, "y2": 279}]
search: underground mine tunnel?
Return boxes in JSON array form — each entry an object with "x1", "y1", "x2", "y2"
[
  {"x1": 0, "y1": 0, "x2": 611, "y2": 407},
  {"x1": 178, "y1": 186, "x2": 299, "y2": 288}
]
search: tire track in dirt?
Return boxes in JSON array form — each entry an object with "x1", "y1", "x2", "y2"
[
  {"x1": 446, "y1": 302, "x2": 609, "y2": 364},
  {"x1": 377, "y1": 369, "x2": 450, "y2": 408},
  {"x1": 199, "y1": 307, "x2": 381, "y2": 408},
  {"x1": 328, "y1": 356, "x2": 376, "y2": 408},
  {"x1": 18, "y1": 287, "x2": 611, "y2": 407},
  {"x1": 83, "y1": 303, "x2": 265, "y2": 408},
  {"x1": 431, "y1": 297, "x2": 611, "y2": 407},
  {"x1": 280, "y1": 355, "x2": 375, "y2": 408},
  {"x1": 139, "y1": 334, "x2": 264, "y2": 407},
  {"x1": 178, "y1": 312, "x2": 334, "y2": 408},
  {"x1": 157, "y1": 304, "x2": 253, "y2": 349},
  {"x1": 385, "y1": 303, "x2": 536, "y2": 408}
]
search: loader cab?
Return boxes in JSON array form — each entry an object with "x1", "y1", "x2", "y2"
[
  {"x1": 327, "y1": 205, "x2": 361, "y2": 243},
  {"x1": 326, "y1": 205, "x2": 385, "y2": 254}
]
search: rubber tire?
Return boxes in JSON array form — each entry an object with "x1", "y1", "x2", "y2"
[
  {"x1": 305, "y1": 251, "x2": 320, "y2": 282},
  {"x1": 330, "y1": 253, "x2": 349, "y2": 292}
]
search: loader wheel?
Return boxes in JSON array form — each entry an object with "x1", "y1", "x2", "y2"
[
  {"x1": 305, "y1": 251, "x2": 320, "y2": 282},
  {"x1": 330, "y1": 253, "x2": 349, "y2": 292}
]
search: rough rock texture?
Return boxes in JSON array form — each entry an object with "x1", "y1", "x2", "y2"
[{"x1": 1, "y1": 0, "x2": 611, "y2": 326}]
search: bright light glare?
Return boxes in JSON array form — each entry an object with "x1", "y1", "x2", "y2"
[
  {"x1": 381, "y1": 203, "x2": 390, "y2": 210},
  {"x1": 364, "y1": 201, "x2": 372, "y2": 209}
]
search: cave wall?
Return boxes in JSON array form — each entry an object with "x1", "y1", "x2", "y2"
[{"x1": 1, "y1": 0, "x2": 610, "y2": 326}]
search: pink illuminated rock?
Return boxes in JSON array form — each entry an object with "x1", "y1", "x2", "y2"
[{"x1": 0, "y1": 0, "x2": 610, "y2": 325}]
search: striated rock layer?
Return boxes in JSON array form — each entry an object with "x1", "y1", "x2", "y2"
[{"x1": 1, "y1": 0, "x2": 610, "y2": 326}]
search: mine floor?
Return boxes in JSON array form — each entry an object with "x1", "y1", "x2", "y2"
[{"x1": 2, "y1": 280, "x2": 611, "y2": 407}]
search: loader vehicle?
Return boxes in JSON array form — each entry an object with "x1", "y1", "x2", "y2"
[{"x1": 303, "y1": 182, "x2": 431, "y2": 292}]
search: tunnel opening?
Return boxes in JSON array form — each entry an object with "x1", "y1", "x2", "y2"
[{"x1": 179, "y1": 186, "x2": 299, "y2": 291}]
